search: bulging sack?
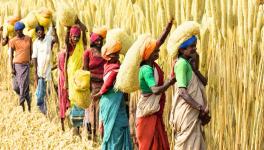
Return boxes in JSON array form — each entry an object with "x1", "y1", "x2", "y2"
[
  {"x1": 57, "y1": 4, "x2": 77, "y2": 27},
  {"x1": 69, "y1": 70, "x2": 91, "y2": 109}
]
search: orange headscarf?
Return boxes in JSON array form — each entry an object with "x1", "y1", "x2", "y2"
[
  {"x1": 92, "y1": 27, "x2": 107, "y2": 38},
  {"x1": 141, "y1": 40, "x2": 157, "y2": 60},
  {"x1": 101, "y1": 40, "x2": 122, "y2": 60}
]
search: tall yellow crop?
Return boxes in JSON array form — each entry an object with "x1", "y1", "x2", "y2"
[{"x1": 0, "y1": 0, "x2": 263, "y2": 150}]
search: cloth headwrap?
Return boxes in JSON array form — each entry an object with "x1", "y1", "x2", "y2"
[
  {"x1": 90, "y1": 27, "x2": 107, "y2": 43},
  {"x1": 179, "y1": 35, "x2": 197, "y2": 49},
  {"x1": 14, "y1": 22, "x2": 25, "y2": 31},
  {"x1": 90, "y1": 33, "x2": 101, "y2": 43},
  {"x1": 142, "y1": 40, "x2": 157, "y2": 60},
  {"x1": 93, "y1": 27, "x2": 107, "y2": 38},
  {"x1": 70, "y1": 25, "x2": 81, "y2": 37},
  {"x1": 101, "y1": 40, "x2": 122, "y2": 60}
]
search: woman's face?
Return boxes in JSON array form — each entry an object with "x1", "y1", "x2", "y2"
[
  {"x1": 71, "y1": 35, "x2": 80, "y2": 45},
  {"x1": 108, "y1": 52, "x2": 120, "y2": 63},
  {"x1": 93, "y1": 36, "x2": 103, "y2": 49},
  {"x1": 149, "y1": 48, "x2": 160, "y2": 62},
  {"x1": 181, "y1": 41, "x2": 197, "y2": 58}
]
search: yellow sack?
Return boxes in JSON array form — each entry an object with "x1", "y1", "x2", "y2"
[
  {"x1": 36, "y1": 7, "x2": 52, "y2": 27},
  {"x1": 21, "y1": 11, "x2": 38, "y2": 29},
  {"x1": 7, "y1": 16, "x2": 20, "y2": 25},
  {"x1": 115, "y1": 34, "x2": 152, "y2": 93},
  {"x1": 23, "y1": 28, "x2": 36, "y2": 41},
  {"x1": 3, "y1": 23, "x2": 15, "y2": 38},
  {"x1": 2, "y1": 16, "x2": 20, "y2": 37},
  {"x1": 36, "y1": 14, "x2": 51, "y2": 27},
  {"x1": 57, "y1": 4, "x2": 77, "y2": 27},
  {"x1": 105, "y1": 28, "x2": 133, "y2": 55},
  {"x1": 167, "y1": 21, "x2": 200, "y2": 58},
  {"x1": 38, "y1": 7, "x2": 53, "y2": 18},
  {"x1": 69, "y1": 70, "x2": 91, "y2": 109}
]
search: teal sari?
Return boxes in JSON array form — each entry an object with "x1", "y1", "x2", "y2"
[{"x1": 99, "y1": 88, "x2": 132, "y2": 150}]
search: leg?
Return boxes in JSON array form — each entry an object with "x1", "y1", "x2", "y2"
[
  {"x1": 61, "y1": 118, "x2": 65, "y2": 131},
  {"x1": 36, "y1": 78, "x2": 47, "y2": 114},
  {"x1": 12, "y1": 76, "x2": 20, "y2": 95},
  {"x1": 16, "y1": 64, "x2": 30, "y2": 110}
]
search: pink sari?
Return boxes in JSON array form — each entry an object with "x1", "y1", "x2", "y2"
[{"x1": 58, "y1": 51, "x2": 70, "y2": 119}]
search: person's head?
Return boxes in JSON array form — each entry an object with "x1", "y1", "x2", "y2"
[
  {"x1": 142, "y1": 40, "x2": 158, "y2": 62},
  {"x1": 35, "y1": 25, "x2": 45, "y2": 39},
  {"x1": 107, "y1": 52, "x2": 120, "y2": 63},
  {"x1": 101, "y1": 40, "x2": 121, "y2": 63},
  {"x1": 90, "y1": 27, "x2": 107, "y2": 50},
  {"x1": 90, "y1": 33, "x2": 104, "y2": 49},
  {"x1": 70, "y1": 25, "x2": 81, "y2": 45},
  {"x1": 178, "y1": 35, "x2": 197, "y2": 59},
  {"x1": 14, "y1": 22, "x2": 25, "y2": 37}
]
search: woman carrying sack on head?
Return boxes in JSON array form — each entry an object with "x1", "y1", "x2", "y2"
[
  {"x1": 83, "y1": 27, "x2": 107, "y2": 140},
  {"x1": 135, "y1": 19, "x2": 175, "y2": 150},
  {"x1": 167, "y1": 21, "x2": 210, "y2": 150},
  {"x1": 92, "y1": 39, "x2": 133, "y2": 150},
  {"x1": 58, "y1": 25, "x2": 85, "y2": 134}
]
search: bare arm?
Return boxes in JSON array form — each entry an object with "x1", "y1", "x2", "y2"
[
  {"x1": 179, "y1": 88, "x2": 206, "y2": 112},
  {"x1": 33, "y1": 58, "x2": 38, "y2": 85},
  {"x1": 51, "y1": 26, "x2": 59, "y2": 46},
  {"x1": 156, "y1": 18, "x2": 174, "y2": 48},
  {"x1": 75, "y1": 17, "x2": 87, "y2": 48},
  {"x1": 2, "y1": 37, "x2": 9, "y2": 46},
  {"x1": 190, "y1": 53, "x2": 208, "y2": 86},
  {"x1": 83, "y1": 51, "x2": 89, "y2": 70},
  {"x1": 150, "y1": 77, "x2": 176, "y2": 95},
  {"x1": 10, "y1": 47, "x2": 15, "y2": 75},
  {"x1": 64, "y1": 27, "x2": 71, "y2": 89}
]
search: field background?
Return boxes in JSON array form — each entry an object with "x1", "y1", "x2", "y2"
[{"x1": 0, "y1": 0, "x2": 263, "y2": 149}]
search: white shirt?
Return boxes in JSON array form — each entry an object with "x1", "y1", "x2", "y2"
[{"x1": 32, "y1": 27, "x2": 54, "y2": 81}]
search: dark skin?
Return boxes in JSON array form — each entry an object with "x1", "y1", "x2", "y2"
[
  {"x1": 75, "y1": 17, "x2": 87, "y2": 48},
  {"x1": 144, "y1": 48, "x2": 176, "y2": 95},
  {"x1": 130, "y1": 18, "x2": 175, "y2": 145},
  {"x1": 91, "y1": 52, "x2": 120, "y2": 138},
  {"x1": 177, "y1": 41, "x2": 209, "y2": 115},
  {"x1": 10, "y1": 29, "x2": 32, "y2": 76},
  {"x1": 1, "y1": 25, "x2": 9, "y2": 46},
  {"x1": 33, "y1": 24, "x2": 58, "y2": 87},
  {"x1": 83, "y1": 35, "x2": 104, "y2": 75},
  {"x1": 63, "y1": 26, "x2": 81, "y2": 89},
  {"x1": 91, "y1": 52, "x2": 120, "y2": 100},
  {"x1": 61, "y1": 26, "x2": 82, "y2": 132}
]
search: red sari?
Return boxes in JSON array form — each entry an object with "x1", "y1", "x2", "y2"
[
  {"x1": 136, "y1": 62, "x2": 170, "y2": 150},
  {"x1": 58, "y1": 51, "x2": 70, "y2": 119},
  {"x1": 83, "y1": 48, "x2": 106, "y2": 135}
]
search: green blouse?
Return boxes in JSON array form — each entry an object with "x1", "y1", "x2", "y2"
[
  {"x1": 139, "y1": 65, "x2": 156, "y2": 94},
  {"x1": 174, "y1": 56, "x2": 193, "y2": 88}
]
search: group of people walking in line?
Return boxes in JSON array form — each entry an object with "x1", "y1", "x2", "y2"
[{"x1": 1, "y1": 17, "x2": 211, "y2": 150}]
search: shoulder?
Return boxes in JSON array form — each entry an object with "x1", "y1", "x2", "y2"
[
  {"x1": 140, "y1": 65, "x2": 153, "y2": 73},
  {"x1": 83, "y1": 49, "x2": 91, "y2": 56},
  {"x1": 25, "y1": 35, "x2": 31, "y2": 40},
  {"x1": 175, "y1": 57, "x2": 188, "y2": 68},
  {"x1": 9, "y1": 36, "x2": 17, "y2": 43}
]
